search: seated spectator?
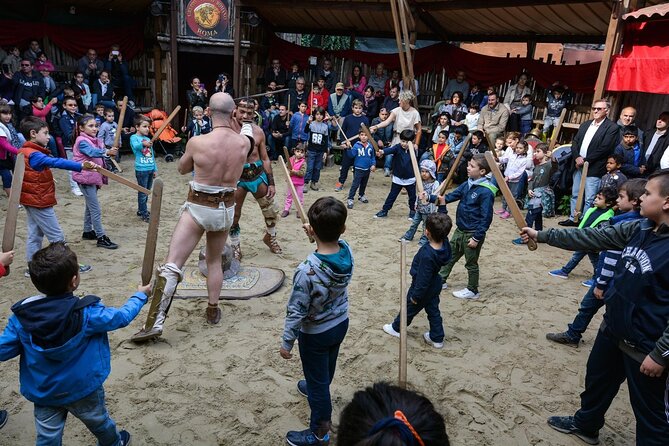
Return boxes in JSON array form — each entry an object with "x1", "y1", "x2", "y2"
[
  {"x1": 442, "y1": 70, "x2": 470, "y2": 102},
  {"x1": 465, "y1": 104, "x2": 480, "y2": 134},
  {"x1": 2, "y1": 47, "x2": 21, "y2": 75},
  {"x1": 384, "y1": 69, "x2": 401, "y2": 97},
  {"x1": 22, "y1": 40, "x2": 41, "y2": 64},
  {"x1": 316, "y1": 58, "x2": 336, "y2": 94},
  {"x1": 309, "y1": 79, "x2": 329, "y2": 114},
  {"x1": 362, "y1": 86, "x2": 378, "y2": 120},
  {"x1": 12, "y1": 59, "x2": 45, "y2": 117},
  {"x1": 186, "y1": 76, "x2": 208, "y2": 112},
  {"x1": 214, "y1": 72, "x2": 234, "y2": 96},
  {"x1": 347, "y1": 65, "x2": 366, "y2": 101},
  {"x1": 33, "y1": 52, "x2": 53, "y2": 73},
  {"x1": 104, "y1": 44, "x2": 134, "y2": 103},
  {"x1": 479, "y1": 85, "x2": 496, "y2": 110},
  {"x1": 91, "y1": 70, "x2": 115, "y2": 108},
  {"x1": 286, "y1": 61, "x2": 302, "y2": 91},
  {"x1": 182, "y1": 105, "x2": 211, "y2": 139},
  {"x1": 383, "y1": 85, "x2": 399, "y2": 112},
  {"x1": 503, "y1": 72, "x2": 532, "y2": 131},
  {"x1": 77, "y1": 48, "x2": 105, "y2": 85},
  {"x1": 543, "y1": 85, "x2": 568, "y2": 138},
  {"x1": 432, "y1": 112, "x2": 451, "y2": 144},
  {"x1": 514, "y1": 94, "x2": 534, "y2": 136},
  {"x1": 37, "y1": 63, "x2": 56, "y2": 98},
  {"x1": 367, "y1": 63, "x2": 387, "y2": 97},
  {"x1": 264, "y1": 58, "x2": 287, "y2": 89},
  {"x1": 268, "y1": 104, "x2": 291, "y2": 160},
  {"x1": 71, "y1": 72, "x2": 92, "y2": 112},
  {"x1": 465, "y1": 83, "x2": 484, "y2": 108},
  {"x1": 440, "y1": 91, "x2": 467, "y2": 126},
  {"x1": 260, "y1": 81, "x2": 280, "y2": 119},
  {"x1": 287, "y1": 77, "x2": 308, "y2": 114},
  {"x1": 327, "y1": 82, "x2": 351, "y2": 124},
  {"x1": 478, "y1": 92, "x2": 509, "y2": 142}
]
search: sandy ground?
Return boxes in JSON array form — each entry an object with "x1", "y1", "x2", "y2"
[{"x1": 0, "y1": 157, "x2": 636, "y2": 445}]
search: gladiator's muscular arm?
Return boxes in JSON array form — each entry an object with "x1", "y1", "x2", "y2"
[
  {"x1": 177, "y1": 139, "x2": 195, "y2": 174},
  {"x1": 258, "y1": 131, "x2": 276, "y2": 198}
]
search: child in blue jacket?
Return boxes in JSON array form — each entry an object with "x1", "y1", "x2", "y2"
[
  {"x1": 384, "y1": 203, "x2": 452, "y2": 348},
  {"x1": 0, "y1": 242, "x2": 151, "y2": 446},
  {"x1": 374, "y1": 129, "x2": 418, "y2": 219},
  {"x1": 346, "y1": 129, "x2": 376, "y2": 208},
  {"x1": 425, "y1": 154, "x2": 497, "y2": 300}
]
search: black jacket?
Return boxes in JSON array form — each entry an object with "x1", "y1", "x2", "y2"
[
  {"x1": 91, "y1": 79, "x2": 114, "y2": 102},
  {"x1": 643, "y1": 130, "x2": 669, "y2": 175},
  {"x1": 570, "y1": 118, "x2": 619, "y2": 178}
]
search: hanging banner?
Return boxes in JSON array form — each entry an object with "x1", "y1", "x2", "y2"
[{"x1": 185, "y1": 0, "x2": 230, "y2": 40}]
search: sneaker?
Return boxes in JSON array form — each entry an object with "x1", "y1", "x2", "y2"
[
  {"x1": 548, "y1": 269, "x2": 569, "y2": 279},
  {"x1": 494, "y1": 208, "x2": 505, "y2": 215},
  {"x1": 141, "y1": 215, "x2": 150, "y2": 223},
  {"x1": 582, "y1": 279, "x2": 595, "y2": 288},
  {"x1": 334, "y1": 182, "x2": 343, "y2": 192},
  {"x1": 281, "y1": 210, "x2": 290, "y2": 218},
  {"x1": 546, "y1": 331, "x2": 580, "y2": 347},
  {"x1": 82, "y1": 230, "x2": 97, "y2": 240},
  {"x1": 511, "y1": 237, "x2": 525, "y2": 245},
  {"x1": 441, "y1": 281, "x2": 448, "y2": 290},
  {"x1": 24, "y1": 268, "x2": 30, "y2": 278},
  {"x1": 384, "y1": 168, "x2": 390, "y2": 177},
  {"x1": 547, "y1": 416, "x2": 599, "y2": 445},
  {"x1": 558, "y1": 219, "x2": 578, "y2": 227},
  {"x1": 0, "y1": 409, "x2": 7, "y2": 429},
  {"x1": 286, "y1": 428, "x2": 330, "y2": 446},
  {"x1": 347, "y1": 199, "x2": 354, "y2": 209},
  {"x1": 400, "y1": 236, "x2": 412, "y2": 242},
  {"x1": 97, "y1": 235, "x2": 118, "y2": 250},
  {"x1": 374, "y1": 210, "x2": 388, "y2": 218},
  {"x1": 297, "y1": 380, "x2": 308, "y2": 398},
  {"x1": 453, "y1": 288, "x2": 480, "y2": 299},
  {"x1": 383, "y1": 323, "x2": 400, "y2": 338},
  {"x1": 263, "y1": 232, "x2": 282, "y2": 254},
  {"x1": 79, "y1": 264, "x2": 92, "y2": 273},
  {"x1": 303, "y1": 186, "x2": 308, "y2": 194},
  {"x1": 310, "y1": 182, "x2": 319, "y2": 191},
  {"x1": 119, "y1": 430, "x2": 132, "y2": 446},
  {"x1": 71, "y1": 186, "x2": 83, "y2": 196},
  {"x1": 499, "y1": 211, "x2": 511, "y2": 219},
  {"x1": 358, "y1": 195, "x2": 369, "y2": 203},
  {"x1": 408, "y1": 211, "x2": 416, "y2": 220},
  {"x1": 423, "y1": 332, "x2": 444, "y2": 349},
  {"x1": 137, "y1": 211, "x2": 150, "y2": 218}
]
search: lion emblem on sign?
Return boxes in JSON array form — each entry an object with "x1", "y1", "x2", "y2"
[{"x1": 194, "y1": 3, "x2": 221, "y2": 29}]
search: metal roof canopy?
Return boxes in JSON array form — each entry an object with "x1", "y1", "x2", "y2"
[{"x1": 240, "y1": 0, "x2": 662, "y2": 44}]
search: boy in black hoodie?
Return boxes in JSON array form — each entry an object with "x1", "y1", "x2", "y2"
[
  {"x1": 383, "y1": 203, "x2": 452, "y2": 348},
  {"x1": 522, "y1": 169, "x2": 669, "y2": 446}
]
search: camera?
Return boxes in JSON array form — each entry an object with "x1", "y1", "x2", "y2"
[{"x1": 218, "y1": 74, "x2": 227, "y2": 82}]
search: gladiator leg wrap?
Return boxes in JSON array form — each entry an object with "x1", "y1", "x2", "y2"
[
  {"x1": 153, "y1": 262, "x2": 184, "y2": 329},
  {"x1": 229, "y1": 223, "x2": 241, "y2": 246},
  {"x1": 257, "y1": 196, "x2": 278, "y2": 227}
]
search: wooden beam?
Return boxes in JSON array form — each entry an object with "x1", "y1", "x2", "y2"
[
  {"x1": 233, "y1": 0, "x2": 242, "y2": 97},
  {"x1": 153, "y1": 45, "x2": 163, "y2": 109},
  {"x1": 389, "y1": 0, "x2": 408, "y2": 79},
  {"x1": 240, "y1": 0, "x2": 389, "y2": 11},
  {"x1": 407, "y1": 0, "x2": 451, "y2": 42},
  {"x1": 417, "y1": 0, "x2": 606, "y2": 9},
  {"x1": 593, "y1": 0, "x2": 625, "y2": 99},
  {"x1": 169, "y1": 0, "x2": 179, "y2": 112}
]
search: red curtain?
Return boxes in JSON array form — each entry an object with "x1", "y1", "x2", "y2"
[
  {"x1": 606, "y1": 20, "x2": 669, "y2": 94},
  {"x1": 269, "y1": 35, "x2": 601, "y2": 93},
  {"x1": 0, "y1": 20, "x2": 144, "y2": 60}
]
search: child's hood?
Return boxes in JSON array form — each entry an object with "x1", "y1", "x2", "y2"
[
  {"x1": 430, "y1": 241, "x2": 452, "y2": 266},
  {"x1": 307, "y1": 240, "x2": 354, "y2": 285},
  {"x1": 11, "y1": 293, "x2": 100, "y2": 357},
  {"x1": 469, "y1": 176, "x2": 498, "y2": 195}
]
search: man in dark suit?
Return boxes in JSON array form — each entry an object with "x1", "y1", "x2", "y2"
[
  {"x1": 264, "y1": 58, "x2": 287, "y2": 90},
  {"x1": 90, "y1": 70, "x2": 115, "y2": 108},
  {"x1": 559, "y1": 99, "x2": 619, "y2": 226},
  {"x1": 643, "y1": 111, "x2": 669, "y2": 175}
]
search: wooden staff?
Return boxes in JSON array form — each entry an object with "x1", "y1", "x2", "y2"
[
  {"x1": 407, "y1": 141, "x2": 423, "y2": 194},
  {"x1": 360, "y1": 123, "x2": 380, "y2": 153},
  {"x1": 278, "y1": 155, "x2": 313, "y2": 243},
  {"x1": 141, "y1": 178, "x2": 163, "y2": 286},
  {"x1": 283, "y1": 146, "x2": 292, "y2": 169},
  {"x1": 436, "y1": 134, "x2": 471, "y2": 195},
  {"x1": 484, "y1": 152, "x2": 537, "y2": 251},
  {"x1": 389, "y1": 0, "x2": 407, "y2": 81},
  {"x1": 234, "y1": 88, "x2": 290, "y2": 101},
  {"x1": 399, "y1": 238, "x2": 408, "y2": 388},
  {"x1": 328, "y1": 113, "x2": 347, "y2": 143},
  {"x1": 97, "y1": 167, "x2": 151, "y2": 195},
  {"x1": 2, "y1": 153, "x2": 25, "y2": 276},
  {"x1": 150, "y1": 105, "x2": 182, "y2": 144},
  {"x1": 109, "y1": 96, "x2": 128, "y2": 173},
  {"x1": 574, "y1": 161, "x2": 589, "y2": 224}
]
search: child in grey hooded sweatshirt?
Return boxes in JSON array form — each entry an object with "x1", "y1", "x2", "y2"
[{"x1": 280, "y1": 196, "x2": 353, "y2": 446}]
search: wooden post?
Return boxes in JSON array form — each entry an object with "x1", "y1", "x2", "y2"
[
  {"x1": 154, "y1": 45, "x2": 163, "y2": 109},
  {"x1": 574, "y1": 161, "x2": 589, "y2": 224},
  {"x1": 233, "y1": 0, "x2": 242, "y2": 97},
  {"x1": 389, "y1": 0, "x2": 408, "y2": 79},
  {"x1": 169, "y1": 0, "x2": 179, "y2": 112},
  {"x1": 593, "y1": 0, "x2": 626, "y2": 100},
  {"x1": 399, "y1": 239, "x2": 408, "y2": 389}
]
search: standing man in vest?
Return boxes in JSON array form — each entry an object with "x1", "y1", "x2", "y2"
[{"x1": 559, "y1": 99, "x2": 619, "y2": 227}]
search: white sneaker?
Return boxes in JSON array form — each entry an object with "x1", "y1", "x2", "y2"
[
  {"x1": 423, "y1": 332, "x2": 444, "y2": 349},
  {"x1": 453, "y1": 288, "x2": 480, "y2": 299},
  {"x1": 383, "y1": 323, "x2": 400, "y2": 338},
  {"x1": 71, "y1": 186, "x2": 83, "y2": 196},
  {"x1": 441, "y1": 282, "x2": 448, "y2": 290}
]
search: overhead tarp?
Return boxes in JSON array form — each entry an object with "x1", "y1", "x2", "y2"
[
  {"x1": 606, "y1": 20, "x2": 669, "y2": 94},
  {"x1": 269, "y1": 35, "x2": 601, "y2": 93},
  {"x1": 0, "y1": 20, "x2": 144, "y2": 61}
]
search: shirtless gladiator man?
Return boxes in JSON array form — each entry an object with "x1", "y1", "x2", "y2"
[
  {"x1": 132, "y1": 93, "x2": 253, "y2": 341},
  {"x1": 229, "y1": 98, "x2": 282, "y2": 259}
]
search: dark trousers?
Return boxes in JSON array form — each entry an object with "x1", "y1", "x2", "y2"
[
  {"x1": 347, "y1": 168, "x2": 370, "y2": 200},
  {"x1": 566, "y1": 285, "x2": 604, "y2": 341},
  {"x1": 338, "y1": 151, "x2": 353, "y2": 184},
  {"x1": 573, "y1": 327, "x2": 669, "y2": 445},
  {"x1": 391, "y1": 284, "x2": 444, "y2": 342},
  {"x1": 298, "y1": 319, "x2": 349, "y2": 433},
  {"x1": 525, "y1": 207, "x2": 543, "y2": 230},
  {"x1": 382, "y1": 182, "x2": 416, "y2": 214}
]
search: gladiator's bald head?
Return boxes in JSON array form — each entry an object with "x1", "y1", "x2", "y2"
[{"x1": 209, "y1": 92, "x2": 235, "y2": 117}]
